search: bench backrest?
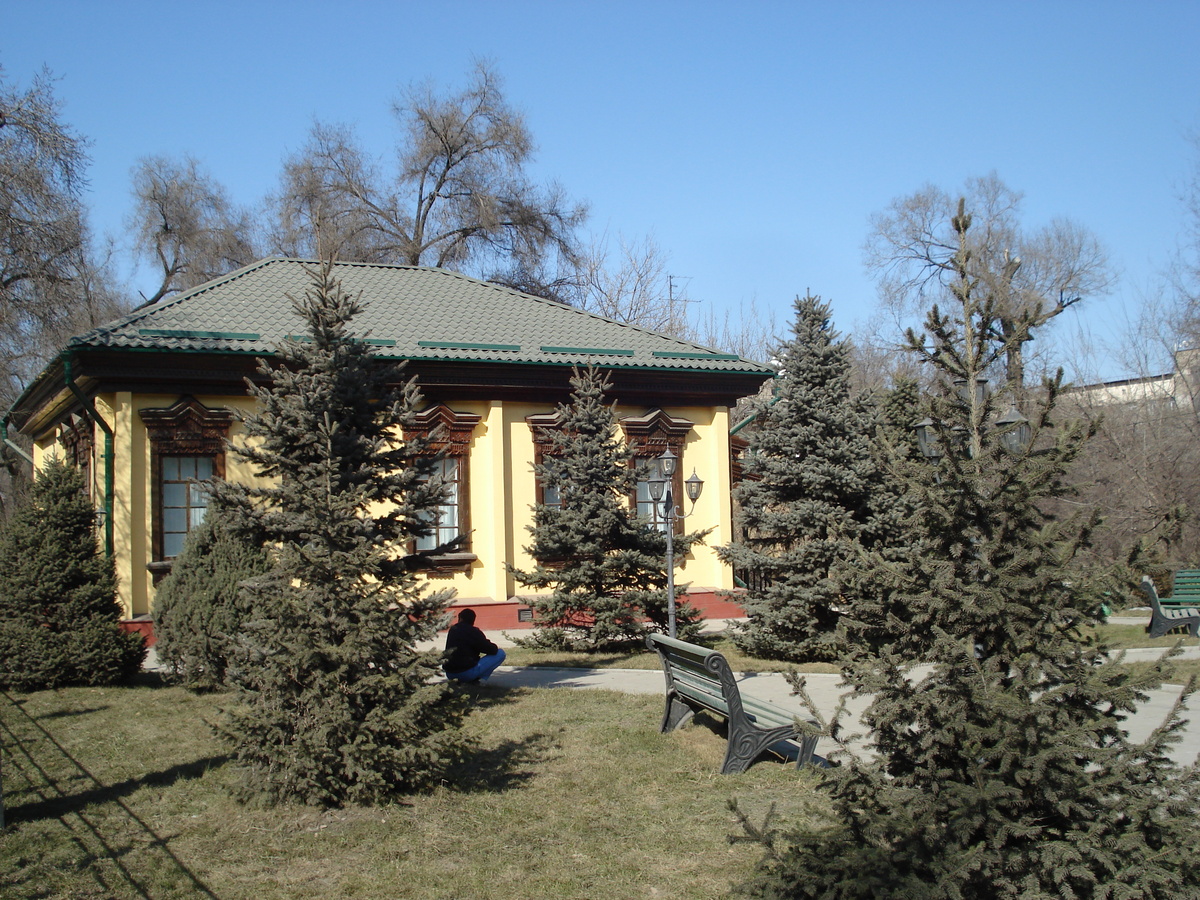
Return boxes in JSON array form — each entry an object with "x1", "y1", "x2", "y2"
[
  {"x1": 1142, "y1": 576, "x2": 1166, "y2": 615},
  {"x1": 1144, "y1": 575, "x2": 1200, "y2": 618},
  {"x1": 1172, "y1": 569, "x2": 1200, "y2": 599},
  {"x1": 646, "y1": 633, "x2": 744, "y2": 717}
]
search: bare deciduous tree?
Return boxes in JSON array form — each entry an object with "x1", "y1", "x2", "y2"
[
  {"x1": 1168, "y1": 133, "x2": 1200, "y2": 353},
  {"x1": 571, "y1": 231, "x2": 780, "y2": 362},
  {"x1": 130, "y1": 154, "x2": 259, "y2": 305},
  {"x1": 0, "y1": 66, "x2": 121, "y2": 408},
  {"x1": 865, "y1": 173, "x2": 1113, "y2": 392},
  {"x1": 1061, "y1": 141, "x2": 1200, "y2": 568},
  {"x1": 574, "y1": 233, "x2": 690, "y2": 333},
  {"x1": 265, "y1": 61, "x2": 586, "y2": 288}
]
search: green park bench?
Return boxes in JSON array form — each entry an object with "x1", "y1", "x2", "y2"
[
  {"x1": 1141, "y1": 576, "x2": 1200, "y2": 639},
  {"x1": 1161, "y1": 569, "x2": 1200, "y2": 609},
  {"x1": 645, "y1": 632, "x2": 820, "y2": 774}
]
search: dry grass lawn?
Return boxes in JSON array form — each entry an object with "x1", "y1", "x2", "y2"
[{"x1": 1, "y1": 680, "x2": 827, "y2": 900}]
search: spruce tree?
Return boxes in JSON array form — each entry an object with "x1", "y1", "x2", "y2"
[
  {"x1": 153, "y1": 500, "x2": 272, "y2": 692},
  {"x1": 719, "y1": 294, "x2": 882, "y2": 662},
  {"x1": 740, "y1": 202, "x2": 1200, "y2": 898},
  {"x1": 512, "y1": 365, "x2": 703, "y2": 650},
  {"x1": 213, "y1": 261, "x2": 468, "y2": 806},
  {"x1": 0, "y1": 458, "x2": 145, "y2": 690}
]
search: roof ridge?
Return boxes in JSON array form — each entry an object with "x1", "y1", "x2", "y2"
[
  {"x1": 409, "y1": 265, "x2": 734, "y2": 356},
  {"x1": 84, "y1": 257, "x2": 734, "y2": 359}
]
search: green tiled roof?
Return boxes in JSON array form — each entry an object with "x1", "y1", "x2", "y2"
[{"x1": 70, "y1": 259, "x2": 772, "y2": 375}]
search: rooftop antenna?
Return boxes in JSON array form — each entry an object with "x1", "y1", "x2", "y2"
[{"x1": 667, "y1": 275, "x2": 694, "y2": 330}]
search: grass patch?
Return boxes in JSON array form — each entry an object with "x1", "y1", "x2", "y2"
[
  {"x1": 1121, "y1": 658, "x2": 1200, "y2": 684},
  {"x1": 1099, "y1": 622, "x2": 1200, "y2": 651},
  {"x1": 1, "y1": 678, "x2": 826, "y2": 900}
]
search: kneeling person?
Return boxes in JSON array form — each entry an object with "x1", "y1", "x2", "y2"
[{"x1": 443, "y1": 608, "x2": 506, "y2": 683}]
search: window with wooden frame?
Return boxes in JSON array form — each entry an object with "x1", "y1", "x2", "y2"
[
  {"x1": 59, "y1": 414, "x2": 94, "y2": 498},
  {"x1": 528, "y1": 408, "x2": 695, "y2": 531},
  {"x1": 139, "y1": 397, "x2": 234, "y2": 577},
  {"x1": 404, "y1": 405, "x2": 481, "y2": 572},
  {"x1": 620, "y1": 409, "x2": 695, "y2": 534},
  {"x1": 526, "y1": 411, "x2": 565, "y2": 509}
]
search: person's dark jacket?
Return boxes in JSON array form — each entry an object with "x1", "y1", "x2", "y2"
[{"x1": 443, "y1": 621, "x2": 499, "y2": 675}]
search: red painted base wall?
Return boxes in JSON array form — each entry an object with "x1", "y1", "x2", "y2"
[
  {"x1": 445, "y1": 590, "x2": 747, "y2": 633},
  {"x1": 119, "y1": 616, "x2": 157, "y2": 647},
  {"x1": 126, "y1": 592, "x2": 747, "y2": 645}
]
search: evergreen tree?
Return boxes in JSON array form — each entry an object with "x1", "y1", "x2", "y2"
[
  {"x1": 719, "y1": 294, "x2": 883, "y2": 662},
  {"x1": 512, "y1": 365, "x2": 703, "y2": 650},
  {"x1": 213, "y1": 261, "x2": 468, "y2": 806},
  {"x1": 153, "y1": 500, "x2": 272, "y2": 692},
  {"x1": 739, "y1": 202, "x2": 1200, "y2": 898},
  {"x1": 0, "y1": 458, "x2": 145, "y2": 690}
]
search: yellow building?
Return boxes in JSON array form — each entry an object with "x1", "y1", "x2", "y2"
[{"x1": 5, "y1": 259, "x2": 773, "y2": 635}]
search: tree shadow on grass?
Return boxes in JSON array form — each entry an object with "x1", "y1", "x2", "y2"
[
  {"x1": 1, "y1": 689, "x2": 225, "y2": 899},
  {"x1": 445, "y1": 685, "x2": 563, "y2": 793},
  {"x1": 8, "y1": 754, "x2": 231, "y2": 824},
  {"x1": 32, "y1": 705, "x2": 111, "y2": 721}
]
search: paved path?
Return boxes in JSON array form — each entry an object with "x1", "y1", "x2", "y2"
[
  {"x1": 470, "y1": 626, "x2": 1200, "y2": 768},
  {"x1": 482, "y1": 655, "x2": 1200, "y2": 768}
]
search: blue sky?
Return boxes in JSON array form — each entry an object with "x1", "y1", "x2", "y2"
[{"x1": 4, "y1": 1, "x2": 1198, "y2": 379}]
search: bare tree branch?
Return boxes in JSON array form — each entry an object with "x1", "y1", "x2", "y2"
[{"x1": 864, "y1": 173, "x2": 1114, "y2": 391}]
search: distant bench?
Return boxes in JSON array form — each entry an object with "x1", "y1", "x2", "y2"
[
  {"x1": 1141, "y1": 576, "x2": 1200, "y2": 639},
  {"x1": 645, "y1": 633, "x2": 820, "y2": 775},
  {"x1": 1161, "y1": 569, "x2": 1200, "y2": 610}
]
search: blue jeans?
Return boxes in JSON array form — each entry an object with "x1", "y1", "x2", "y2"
[{"x1": 447, "y1": 648, "x2": 506, "y2": 683}]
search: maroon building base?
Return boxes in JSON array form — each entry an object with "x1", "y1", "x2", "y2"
[{"x1": 445, "y1": 590, "x2": 747, "y2": 634}]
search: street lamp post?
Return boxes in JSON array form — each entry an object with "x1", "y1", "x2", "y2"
[
  {"x1": 646, "y1": 447, "x2": 703, "y2": 638},
  {"x1": 912, "y1": 385, "x2": 1031, "y2": 462}
]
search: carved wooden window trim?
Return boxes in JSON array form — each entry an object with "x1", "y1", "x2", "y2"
[
  {"x1": 619, "y1": 408, "x2": 695, "y2": 532},
  {"x1": 59, "y1": 414, "x2": 95, "y2": 498},
  {"x1": 404, "y1": 405, "x2": 482, "y2": 573},
  {"x1": 139, "y1": 396, "x2": 234, "y2": 576},
  {"x1": 526, "y1": 411, "x2": 565, "y2": 508},
  {"x1": 620, "y1": 409, "x2": 695, "y2": 534}
]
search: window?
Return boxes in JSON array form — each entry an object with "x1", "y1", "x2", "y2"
[
  {"x1": 404, "y1": 405, "x2": 481, "y2": 571},
  {"x1": 59, "y1": 414, "x2": 94, "y2": 499},
  {"x1": 619, "y1": 409, "x2": 695, "y2": 534},
  {"x1": 139, "y1": 397, "x2": 234, "y2": 575},
  {"x1": 527, "y1": 411, "x2": 565, "y2": 509},
  {"x1": 635, "y1": 458, "x2": 669, "y2": 532},
  {"x1": 161, "y1": 456, "x2": 214, "y2": 557},
  {"x1": 415, "y1": 457, "x2": 462, "y2": 552}
]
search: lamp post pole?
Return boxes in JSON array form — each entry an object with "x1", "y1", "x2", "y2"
[
  {"x1": 663, "y1": 481, "x2": 678, "y2": 637},
  {"x1": 647, "y1": 448, "x2": 703, "y2": 639}
]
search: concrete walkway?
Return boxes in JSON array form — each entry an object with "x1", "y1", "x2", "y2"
[
  {"x1": 453, "y1": 617, "x2": 1200, "y2": 768},
  {"x1": 480, "y1": 652, "x2": 1200, "y2": 768}
]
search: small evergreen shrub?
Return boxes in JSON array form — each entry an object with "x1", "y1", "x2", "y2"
[
  {"x1": 0, "y1": 458, "x2": 145, "y2": 690},
  {"x1": 512, "y1": 365, "x2": 704, "y2": 651},
  {"x1": 153, "y1": 502, "x2": 272, "y2": 691}
]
